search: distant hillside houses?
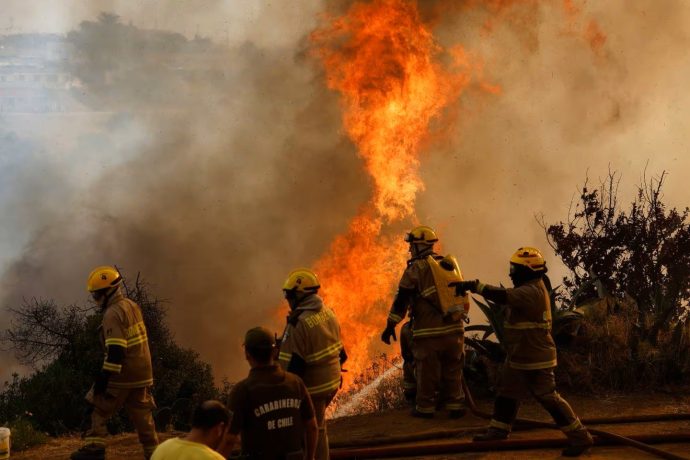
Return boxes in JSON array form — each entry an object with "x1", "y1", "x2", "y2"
[{"x1": 0, "y1": 34, "x2": 85, "y2": 113}]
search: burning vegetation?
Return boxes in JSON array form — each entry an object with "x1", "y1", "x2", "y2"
[
  {"x1": 2, "y1": 0, "x2": 690, "y2": 455},
  {"x1": 309, "y1": 0, "x2": 470, "y2": 389}
]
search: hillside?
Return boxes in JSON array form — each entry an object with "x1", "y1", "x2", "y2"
[{"x1": 10, "y1": 391, "x2": 690, "y2": 459}]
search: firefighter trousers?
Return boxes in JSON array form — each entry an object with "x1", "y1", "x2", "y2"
[
  {"x1": 412, "y1": 333, "x2": 465, "y2": 414},
  {"x1": 312, "y1": 390, "x2": 337, "y2": 460},
  {"x1": 400, "y1": 322, "x2": 416, "y2": 397},
  {"x1": 83, "y1": 386, "x2": 159, "y2": 458},
  {"x1": 491, "y1": 366, "x2": 592, "y2": 446}
]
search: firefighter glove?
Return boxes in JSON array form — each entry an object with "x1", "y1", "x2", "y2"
[
  {"x1": 450, "y1": 279, "x2": 480, "y2": 296},
  {"x1": 381, "y1": 323, "x2": 397, "y2": 344}
]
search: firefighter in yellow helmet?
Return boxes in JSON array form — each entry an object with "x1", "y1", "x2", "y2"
[
  {"x1": 71, "y1": 266, "x2": 158, "y2": 460},
  {"x1": 278, "y1": 268, "x2": 346, "y2": 460},
  {"x1": 381, "y1": 226, "x2": 467, "y2": 418},
  {"x1": 453, "y1": 247, "x2": 594, "y2": 457}
]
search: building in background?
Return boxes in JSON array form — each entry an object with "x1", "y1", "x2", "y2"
[{"x1": 0, "y1": 34, "x2": 84, "y2": 112}]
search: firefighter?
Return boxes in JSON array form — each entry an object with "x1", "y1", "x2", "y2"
[
  {"x1": 221, "y1": 327, "x2": 318, "y2": 460},
  {"x1": 381, "y1": 225, "x2": 467, "y2": 419},
  {"x1": 399, "y1": 321, "x2": 416, "y2": 404},
  {"x1": 454, "y1": 247, "x2": 594, "y2": 457},
  {"x1": 279, "y1": 268, "x2": 346, "y2": 460},
  {"x1": 71, "y1": 266, "x2": 158, "y2": 460}
]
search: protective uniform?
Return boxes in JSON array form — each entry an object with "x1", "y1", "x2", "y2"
[
  {"x1": 458, "y1": 248, "x2": 593, "y2": 457},
  {"x1": 279, "y1": 269, "x2": 345, "y2": 460},
  {"x1": 71, "y1": 267, "x2": 158, "y2": 460},
  {"x1": 383, "y1": 226, "x2": 466, "y2": 417},
  {"x1": 399, "y1": 321, "x2": 416, "y2": 401}
]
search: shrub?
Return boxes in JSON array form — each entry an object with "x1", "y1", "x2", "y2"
[
  {"x1": 4, "y1": 417, "x2": 48, "y2": 451},
  {"x1": 541, "y1": 168, "x2": 690, "y2": 390},
  {"x1": 0, "y1": 272, "x2": 218, "y2": 435}
]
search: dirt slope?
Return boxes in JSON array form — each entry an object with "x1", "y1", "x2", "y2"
[{"x1": 10, "y1": 392, "x2": 690, "y2": 459}]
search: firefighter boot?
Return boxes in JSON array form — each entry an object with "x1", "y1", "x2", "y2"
[
  {"x1": 410, "y1": 408, "x2": 434, "y2": 419},
  {"x1": 70, "y1": 444, "x2": 105, "y2": 460},
  {"x1": 403, "y1": 389, "x2": 416, "y2": 406},
  {"x1": 562, "y1": 443, "x2": 592, "y2": 457},
  {"x1": 561, "y1": 426, "x2": 594, "y2": 457},
  {"x1": 473, "y1": 396, "x2": 518, "y2": 441},
  {"x1": 473, "y1": 427, "x2": 509, "y2": 442},
  {"x1": 448, "y1": 408, "x2": 466, "y2": 419}
]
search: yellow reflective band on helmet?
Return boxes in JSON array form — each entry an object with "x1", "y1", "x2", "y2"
[
  {"x1": 305, "y1": 341, "x2": 343, "y2": 363},
  {"x1": 403, "y1": 381, "x2": 417, "y2": 389},
  {"x1": 504, "y1": 321, "x2": 551, "y2": 330},
  {"x1": 561, "y1": 418, "x2": 584, "y2": 433},
  {"x1": 508, "y1": 358, "x2": 558, "y2": 370},
  {"x1": 477, "y1": 282, "x2": 486, "y2": 294},
  {"x1": 278, "y1": 352, "x2": 292, "y2": 362},
  {"x1": 388, "y1": 313, "x2": 403, "y2": 323},
  {"x1": 283, "y1": 268, "x2": 320, "y2": 293},
  {"x1": 445, "y1": 403, "x2": 464, "y2": 410},
  {"x1": 307, "y1": 377, "x2": 341, "y2": 395},
  {"x1": 510, "y1": 247, "x2": 546, "y2": 272},
  {"x1": 87, "y1": 266, "x2": 123, "y2": 292},
  {"x1": 405, "y1": 225, "x2": 439, "y2": 244},
  {"x1": 84, "y1": 437, "x2": 106, "y2": 446},
  {"x1": 413, "y1": 324, "x2": 463, "y2": 338},
  {"x1": 102, "y1": 361, "x2": 122, "y2": 373},
  {"x1": 105, "y1": 338, "x2": 128, "y2": 348},
  {"x1": 489, "y1": 419, "x2": 512, "y2": 432}
]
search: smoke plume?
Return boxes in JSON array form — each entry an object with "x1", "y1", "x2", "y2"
[{"x1": 2, "y1": 0, "x2": 690, "y2": 382}]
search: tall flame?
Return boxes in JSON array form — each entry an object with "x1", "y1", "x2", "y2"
[{"x1": 310, "y1": 0, "x2": 468, "y2": 388}]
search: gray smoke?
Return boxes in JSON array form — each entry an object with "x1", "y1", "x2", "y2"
[{"x1": 2, "y1": 0, "x2": 690, "y2": 383}]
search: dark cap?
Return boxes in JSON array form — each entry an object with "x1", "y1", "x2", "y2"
[{"x1": 244, "y1": 326, "x2": 276, "y2": 349}]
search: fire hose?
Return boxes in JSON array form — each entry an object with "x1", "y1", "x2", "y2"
[{"x1": 329, "y1": 380, "x2": 690, "y2": 459}]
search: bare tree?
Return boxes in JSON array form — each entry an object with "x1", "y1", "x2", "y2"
[
  {"x1": 2, "y1": 299, "x2": 94, "y2": 367},
  {"x1": 539, "y1": 167, "x2": 690, "y2": 343}
]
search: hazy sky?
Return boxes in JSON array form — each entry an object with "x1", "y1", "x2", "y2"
[
  {"x1": 2, "y1": 0, "x2": 690, "y2": 383},
  {"x1": 1, "y1": 0, "x2": 320, "y2": 47}
]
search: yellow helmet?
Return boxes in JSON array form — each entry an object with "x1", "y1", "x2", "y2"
[
  {"x1": 510, "y1": 247, "x2": 546, "y2": 272},
  {"x1": 404, "y1": 225, "x2": 438, "y2": 244},
  {"x1": 282, "y1": 268, "x2": 320, "y2": 293},
  {"x1": 87, "y1": 266, "x2": 123, "y2": 292}
]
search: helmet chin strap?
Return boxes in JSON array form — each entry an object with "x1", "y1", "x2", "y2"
[
  {"x1": 510, "y1": 264, "x2": 544, "y2": 287},
  {"x1": 285, "y1": 289, "x2": 308, "y2": 311},
  {"x1": 410, "y1": 242, "x2": 433, "y2": 258},
  {"x1": 99, "y1": 286, "x2": 119, "y2": 310}
]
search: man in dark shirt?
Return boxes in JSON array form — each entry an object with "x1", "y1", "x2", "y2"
[{"x1": 221, "y1": 327, "x2": 318, "y2": 460}]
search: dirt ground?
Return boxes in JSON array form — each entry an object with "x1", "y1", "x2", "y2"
[{"x1": 9, "y1": 392, "x2": 690, "y2": 459}]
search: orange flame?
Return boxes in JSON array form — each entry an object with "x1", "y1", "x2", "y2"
[{"x1": 310, "y1": 0, "x2": 468, "y2": 388}]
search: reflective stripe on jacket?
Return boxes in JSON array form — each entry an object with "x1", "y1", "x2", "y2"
[
  {"x1": 388, "y1": 251, "x2": 464, "y2": 339},
  {"x1": 504, "y1": 279, "x2": 557, "y2": 370},
  {"x1": 100, "y1": 292, "x2": 154, "y2": 388},
  {"x1": 279, "y1": 294, "x2": 343, "y2": 396}
]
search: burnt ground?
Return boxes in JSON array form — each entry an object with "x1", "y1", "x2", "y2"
[{"x1": 10, "y1": 392, "x2": 690, "y2": 459}]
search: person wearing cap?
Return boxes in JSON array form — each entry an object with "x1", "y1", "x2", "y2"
[
  {"x1": 279, "y1": 269, "x2": 345, "y2": 460},
  {"x1": 220, "y1": 327, "x2": 318, "y2": 460},
  {"x1": 71, "y1": 266, "x2": 158, "y2": 460},
  {"x1": 151, "y1": 400, "x2": 228, "y2": 459}
]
